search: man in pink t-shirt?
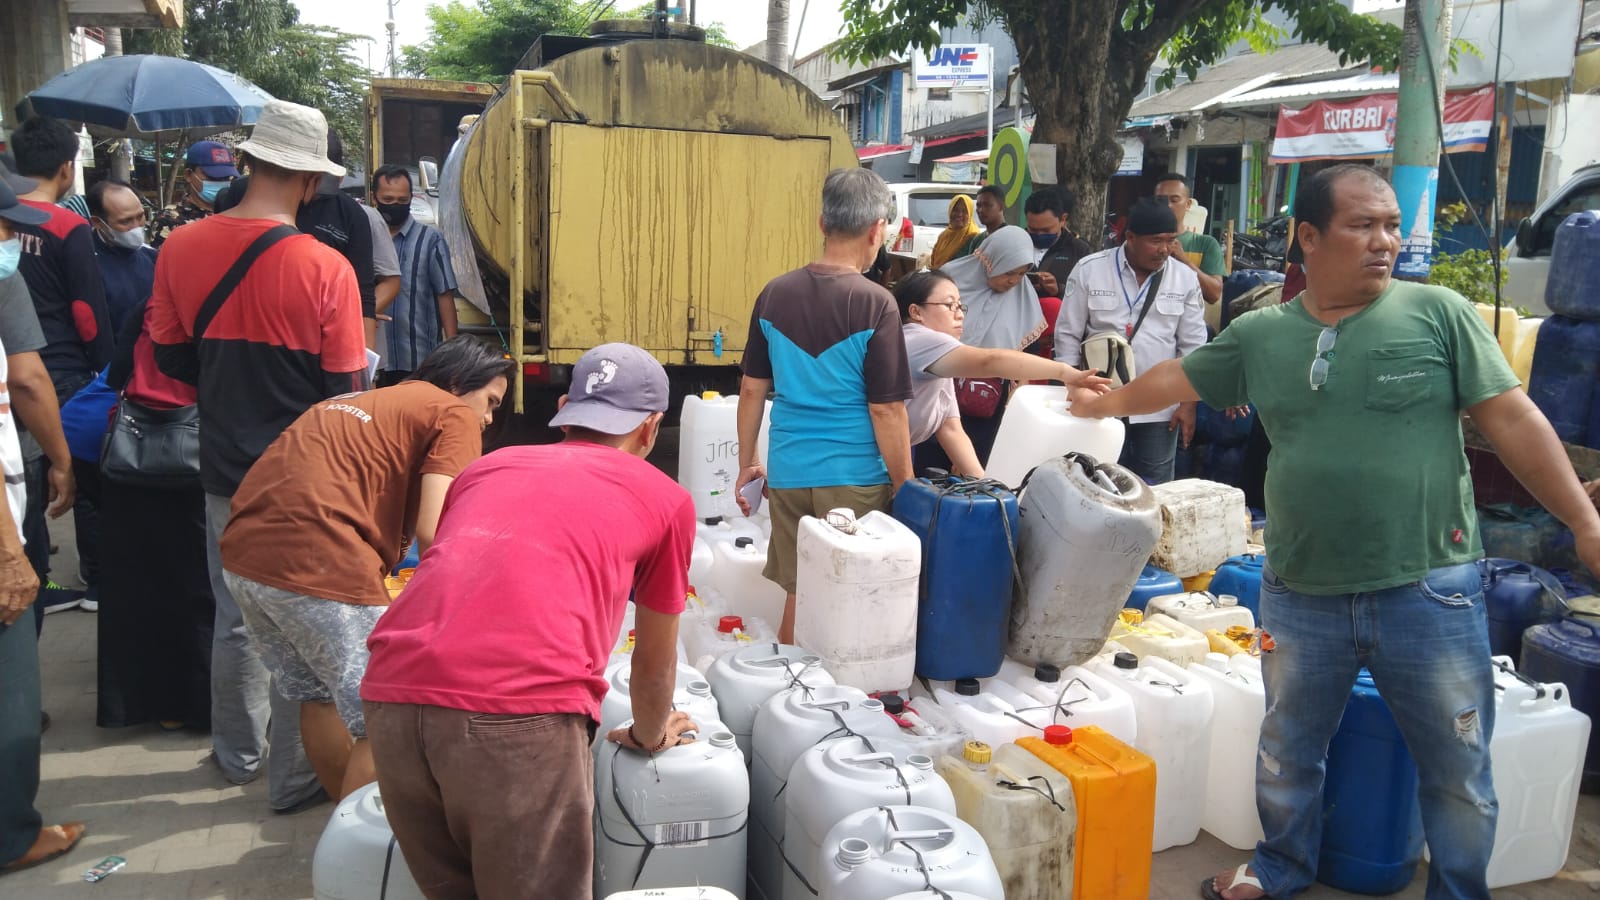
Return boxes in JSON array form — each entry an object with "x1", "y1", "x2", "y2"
[{"x1": 361, "y1": 343, "x2": 698, "y2": 900}]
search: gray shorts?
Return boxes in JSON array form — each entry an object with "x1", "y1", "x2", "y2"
[{"x1": 223, "y1": 571, "x2": 385, "y2": 737}]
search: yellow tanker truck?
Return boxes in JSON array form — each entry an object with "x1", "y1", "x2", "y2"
[{"x1": 437, "y1": 20, "x2": 858, "y2": 412}]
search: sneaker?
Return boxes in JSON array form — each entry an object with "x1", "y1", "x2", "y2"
[
  {"x1": 77, "y1": 587, "x2": 99, "y2": 613},
  {"x1": 39, "y1": 582, "x2": 84, "y2": 614}
]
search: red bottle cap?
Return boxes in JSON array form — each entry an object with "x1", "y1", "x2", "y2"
[
  {"x1": 1044, "y1": 725, "x2": 1073, "y2": 745},
  {"x1": 627, "y1": 629, "x2": 636, "y2": 638},
  {"x1": 717, "y1": 616, "x2": 744, "y2": 634}
]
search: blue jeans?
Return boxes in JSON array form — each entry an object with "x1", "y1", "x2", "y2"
[
  {"x1": 1252, "y1": 563, "x2": 1496, "y2": 900},
  {"x1": 1118, "y1": 421, "x2": 1179, "y2": 484}
]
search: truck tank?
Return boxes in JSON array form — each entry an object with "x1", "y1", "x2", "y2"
[{"x1": 449, "y1": 24, "x2": 858, "y2": 411}]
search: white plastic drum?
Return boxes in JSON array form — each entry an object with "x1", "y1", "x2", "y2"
[
  {"x1": 794, "y1": 509, "x2": 921, "y2": 693},
  {"x1": 1146, "y1": 591, "x2": 1254, "y2": 633},
  {"x1": 312, "y1": 783, "x2": 425, "y2": 900},
  {"x1": 817, "y1": 806, "x2": 1004, "y2": 900},
  {"x1": 597, "y1": 666, "x2": 721, "y2": 760},
  {"x1": 679, "y1": 392, "x2": 770, "y2": 521},
  {"x1": 984, "y1": 385, "x2": 1126, "y2": 489}
]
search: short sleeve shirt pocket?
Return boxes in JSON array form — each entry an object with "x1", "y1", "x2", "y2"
[{"x1": 1365, "y1": 339, "x2": 1447, "y2": 413}]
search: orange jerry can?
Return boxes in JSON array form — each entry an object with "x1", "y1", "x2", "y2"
[{"x1": 1019, "y1": 724, "x2": 1156, "y2": 900}]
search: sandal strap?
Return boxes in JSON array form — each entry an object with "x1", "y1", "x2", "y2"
[{"x1": 1229, "y1": 863, "x2": 1264, "y2": 891}]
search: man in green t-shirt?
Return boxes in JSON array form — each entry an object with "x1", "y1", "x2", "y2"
[
  {"x1": 1154, "y1": 173, "x2": 1225, "y2": 305},
  {"x1": 1070, "y1": 165, "x2": 1600, "y2": 900}
]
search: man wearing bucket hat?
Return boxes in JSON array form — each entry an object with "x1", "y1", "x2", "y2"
[
  {"x1": 0, "y1": 174, "x2": 87, "y2": 875},
  {"x1": 150, "y1": 140, "x2": 239, "y2": 247},
  {"x1": 147, "y1": 99, "x2": 369, "y2": 815},
  {"x1": 363, "y1": 343, "x2": 698, "y2": 899}
]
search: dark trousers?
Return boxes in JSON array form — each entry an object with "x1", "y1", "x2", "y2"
[
  {"x1": 72, "y1": 459, "x2": 99, "y2": 594},
  {"x1": 0, "y1": 618, "x2": 43, "y2": 866},
  {"x1": 365, "y1": 702, "x2": 596, "y2": 900},
  {"x1": 1119, "y1": 421, "x2": 1181, "y2": 485},
  {"x1": 22, "y1": 455, "x2": 48, "y2": 636}
]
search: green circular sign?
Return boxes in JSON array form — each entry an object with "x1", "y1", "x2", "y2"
[{"x1": 990, "y1": 127, "x2": 1031, "y2": 209}]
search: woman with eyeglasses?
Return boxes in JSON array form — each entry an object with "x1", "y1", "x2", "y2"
[{"x1": 896, "y1": 269, "x2": 1108, "y2": 477}]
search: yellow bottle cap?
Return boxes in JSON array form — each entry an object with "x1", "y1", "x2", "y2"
[
  {"x1": 1119, "y1": 609, "x2": 1144, "y2": 625},
  {"x1": 701, "y1": 390, "x2": 721, "y2": 400},
  {"x1": 963, "y1": 741, "x2": 992, "y2": 764}
]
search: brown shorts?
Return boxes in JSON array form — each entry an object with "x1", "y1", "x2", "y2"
[{"x1": 764, "y1": 483, "x2": 896, "y2": 593}]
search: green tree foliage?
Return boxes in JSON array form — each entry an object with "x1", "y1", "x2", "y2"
[
  {"x1": 401, "y1": 0, "x2": 735, "y2": 83},
  {"x1": 835, "y1": 1, "x2": 1404, "y2": 223},
  {"x1": 125, "y1": 0, "x2": 369, "y2": 155}
]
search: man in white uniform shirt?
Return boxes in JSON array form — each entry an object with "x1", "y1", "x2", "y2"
[{"x1": 1054, "y1": 197, "x2": 1206, "y2": 483}]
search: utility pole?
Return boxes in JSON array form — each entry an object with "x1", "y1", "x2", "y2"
[
  {"x1": 386, "y1": 0, "x2": 399, "y2": 78},
  {"x1": 1392, "y1": 0, "x2": 1452, "y2": 279}
]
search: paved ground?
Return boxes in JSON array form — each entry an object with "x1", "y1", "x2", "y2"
[{"x1": 10, "y1": 515, "x2": 1600, "y2": 898}]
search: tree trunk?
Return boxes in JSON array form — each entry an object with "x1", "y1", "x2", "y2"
[
  {"x1": 766, "y1": 0, "x2": 790, "y2": 72},
  {"x1": 998, "y1": 0, "x2": 1204, "y2": 238}
]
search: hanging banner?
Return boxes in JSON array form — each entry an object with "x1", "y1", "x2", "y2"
[
  {"x1": 1269, "y1": 86, "x2": 1495, "y2": 164},
  {"x1": 912, "y1": 44, "x2": 993, "y2": 90},
  {"x1": 1115, "y1": 136, "x2": 1145, "y2": 176}
]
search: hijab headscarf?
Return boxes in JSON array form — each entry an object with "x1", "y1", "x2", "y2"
[
  {"x1": 942, "y1": 225, "x2": 1045, "y2": 351},
  {"x1": 930, "y1": 194, "x2": 982, "y2": 268}
]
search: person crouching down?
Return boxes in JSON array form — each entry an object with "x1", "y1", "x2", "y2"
[{"x1": 219, "y1": 336, "x2": 511, "y2": 801}]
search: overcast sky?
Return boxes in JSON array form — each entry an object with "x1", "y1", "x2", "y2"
[{"x1": 292, "y1": 0, "x2": 850, "y2": 74}]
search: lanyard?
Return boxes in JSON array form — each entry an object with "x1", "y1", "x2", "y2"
[{"x1": 1117, "y1": 247, "x2": 1155, "y2": 338}]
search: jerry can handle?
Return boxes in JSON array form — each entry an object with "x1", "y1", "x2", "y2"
[{"x1": 886, "y1": 828, "x2": 954, "y2": 845}]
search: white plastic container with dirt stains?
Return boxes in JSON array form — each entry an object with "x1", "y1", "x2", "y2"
[
  {"x1": 882, "y1": 894, "x2": 990, "y2": 900},
  {"x1": 598, "y1": 666, "x2": 721, "y2": 755},
  {"x1": 936, "y1": 741, "x2": 1077, "y2": 900},
  {"x1": 1146, "y1": 591, "x2": 1255, "y2": 633},
  {"x1": 594, "y1": 721, "x2": 748, "y2": 898},
  {"x1": 1110, "y1": 612, "x2": 1211, "y2": 669},
  {"x1": 874, "y1": 692, "x2": 973, "y2": 763},
  {"x1": 984, "y1": 385, "x2": 1126, "y2": 489},
  {"x1": 750, "y1": 685, "x2": 903, "y2": 900},
  {"x1": 1148, "y1": 479, "x2": 1249, "y2": 579},
  {"x1": 817, "y1": 805, "x2": 1005, "y2": 900},
  {"x1": 604, "y1": 883, "x2": 742, "y2": 890},
  {"x1": 709, "y1": 535, "x2": 788, "y2": 628},
  {"x1": 312, "y1": 782, "x2": 425, "y2": 900},
  {"x1": 706, "y1": 643, "x2": 834, "y2": 761},
  {"x1": 681, "y1": 601, "x2": 778, "y2": 675},
  {"x1": 1485, "y1": 655, "x2": 1592, "y2": 888},
  {"x1": 999, "y1": 658, "x2": 1139, "y2": 746},
  {"x1": 1009, "y1": 453, "x2": 1164, "y2": 668},
  {"x1": 679, "y1": 392, "x2": 772, "y2": 521},
  {"x1": 1187, "y1": 652, "x2": 1266, "y2": 851},
  {"x1": 794, "y1": 509, "x2": 921, "y2": 693},
  {"x1": 1088, "y1": 651, "x2": 1215, "y2": 852},
  {"x1": 784, "y1": 736, "x2": 956, "y2": 898},
  {"x1": 931, "y1": 678, "x2": 1057, "y2": 747}
]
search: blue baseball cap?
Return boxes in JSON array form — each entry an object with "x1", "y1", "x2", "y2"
[
  {"x1": 0, "y1": 170, "x2": 47, "y2": 227},
  {"x1": 185, "y1": 140, "x2": 239, "y2": 179},
  {"x1": 549, "y1": 343, "x2": 669, "y2": 435}
]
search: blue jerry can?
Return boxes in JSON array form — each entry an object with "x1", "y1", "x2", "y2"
[
  {"x1": 1522, "y1": 616, "x2": 1600, "y2": 793},
  {"x1": 1479, "y1": 558, "x2": 1566, "y2": 665},
  {"x1": 1208, "y1": 554, "x2": 1266, "y2": 620},
  {"x1": 1125, "y1": 564, "x2": 1183, "y2": 612}
]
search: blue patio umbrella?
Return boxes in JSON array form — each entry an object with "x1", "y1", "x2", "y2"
[{"x1": 17, "y1": 54, "x2": 274, "y2": 135}]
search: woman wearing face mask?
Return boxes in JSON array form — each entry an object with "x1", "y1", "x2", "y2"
[
  {"x1": 930, "y1": 194, "x2": 981, "y2": 268},
  {"x1": 897, "y1": 269, "x2": 1108, "y2": 477}
]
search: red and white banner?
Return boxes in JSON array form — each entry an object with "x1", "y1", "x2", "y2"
[{"x1": 1270, "y1": 85, "x2": 1495, "y2": 164}]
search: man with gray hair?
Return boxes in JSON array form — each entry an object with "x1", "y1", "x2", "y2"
[{"x1": 734, "y1": 167, "x2": 913, "y2": 643}]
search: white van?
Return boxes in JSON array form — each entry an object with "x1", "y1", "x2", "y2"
[{"x1": 885, "y1": 183, "x2": 980, "y2": 259}]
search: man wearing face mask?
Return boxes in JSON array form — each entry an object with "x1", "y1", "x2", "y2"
[
  {"x1": 371, "y1": 165, "x2": 457, "y2": 386},
  {"x1": 149, "y1": 141, "x2": 237, "y2": 247},
  {"x1": 146, "y1": 100, "x2": 368, "y2": 815},
  {"x1": 86, "y1": 180, "x2": 155, "y2": 336},
  {"x1": 1023, "y1": 188, "x2": 1095, "y2": 300}
]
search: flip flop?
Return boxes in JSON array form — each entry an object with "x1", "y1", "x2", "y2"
[
  {"x1": 1200, "y1": 863, "x2": 1272, "y2": 900},
  {"x1": 0, "y1": 822, "x2": 87, "y2": 875}
]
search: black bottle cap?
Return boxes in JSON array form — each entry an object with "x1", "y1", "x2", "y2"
[
  {"x1": 879, "y1": 693, "x2": 905, "y2": 714},
  {"x1": 735, "y1": 536, "x2": 753, "y2": 548},
  {"x1": 1034, "y1": 663, "x2": 1061, "y2": 683},
  {"x1": 1113, "y1": 651, "x2": 1139, "y2": 669},
  {"x1": 955, "y1": 678, "x2": 981, "y2": 696}
]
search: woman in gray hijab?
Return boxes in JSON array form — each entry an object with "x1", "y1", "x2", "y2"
[{"x1": 942, "y1": 225, "x2": 1046, "y2": 351}]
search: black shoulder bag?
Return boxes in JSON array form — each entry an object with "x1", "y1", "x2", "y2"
[{"x1": 100, "y1": 225, "x2": 297, "y2": 489}]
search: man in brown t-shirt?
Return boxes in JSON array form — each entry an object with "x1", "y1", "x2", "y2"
[{"x1": 220, "y1": 337, "x2": 512, "y2": 801}]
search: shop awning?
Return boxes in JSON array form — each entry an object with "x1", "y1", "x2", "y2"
[
  {"x1": 1269, "y1": 85, "x2": 1496, "y2": 164},
  {"x1": 857, "y1": 144, "x2": 913, "y2": 161}
]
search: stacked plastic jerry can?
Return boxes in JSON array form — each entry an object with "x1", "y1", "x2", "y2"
[
  {"x1": 937, "y1": 740, "x2": 1078, "y2": 900},
  {"x1": 311, "y1": 783, "x2": 426, "y2": 900},
  {"x1": 1521, "y1": 616, "x2": 1600, "y2": 792},
  {"x1": 1529, "y1": 211, "x2": 1600, "y2": 448},
  {"x1": 794, "y1": 509, "x2": 921, "y2": 693},
  {"x1": 1478, "y1": 558, "x2": 1565, "y2": 664}
]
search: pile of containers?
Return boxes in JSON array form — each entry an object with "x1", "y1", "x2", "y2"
[{"x1": 1528, "y1": 210, "x2": 1600, "y2": 447}]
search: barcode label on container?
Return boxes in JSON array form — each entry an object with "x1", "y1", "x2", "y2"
[{"x1": 656, "y1": 821, "x2": 709, "y2": 848}]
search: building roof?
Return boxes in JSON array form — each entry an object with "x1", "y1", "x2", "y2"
[
  {"x1": 908, "y1": 104, "x2": 1033, "y2": 140},
  {"x1": 827, "y1": 61, "x2": 907, "y2": 92},
  {"x1": 1126, "y1": 43, "x2": 1349, "y2": 119}
]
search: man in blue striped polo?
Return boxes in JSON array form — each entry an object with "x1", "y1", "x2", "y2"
[{"x1": 372, "y1": 165, "x2": 458, "y2": 386}]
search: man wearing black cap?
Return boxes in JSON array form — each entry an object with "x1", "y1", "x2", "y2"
[
  {"x1": 151, "y1": 140, "x2": 239, "y2": 246},
  {"x1": 1054, "y1": 196, "x2": 1206, "y2": 483}
]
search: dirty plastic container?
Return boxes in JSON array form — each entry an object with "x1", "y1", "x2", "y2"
[
  {"x1": 1546, "y1": 210, "x2": 1600, "y2": 320},
  {"x1": 1109, "y1": 612, "x2": 1210, "y2": 669},
  {"x1": 1512, "y1": 317, "x2": 1543, "y2": 391},
  {"x1": 1020, "y1": 725, "x2": 1156, "y2": 900},
  {"x1": 1480, "y1": 557, "x2": 1566, "y2": 665},
  {"x1": 1520, "y1": 616, "x2": 1600, "y2": 792},
  {"x1": 795, "y1": 509, "x2": 921, "y2": 692},
  {"x1": 1187, "y1": 653, "x2": 1266, "y2": 851},
  {"x1": 1317, "y1": 670, "x2": 1423, "y2": 895},
  {"x1": 682, "y1": 605, "x2": 778, "y2": 675},
  {"x1": 892, "y1": 474, "x2": 1019, "y2": 681},
  {"x1": 1207, "y1": 554, "x2": 1265, "y2": 620},
  {"x1": 1148, "y1": 479, "x2": 1249, "y2": 578},
  {"x1": 784, "y1": 737, "x2": 955, "y2": 898},
  {"x1": 312, "y1": 782, "x2": 425, "y2": 900},
  {"x1": 750, "y1": 685, "x2": 902, "y2": 900},
  {"x1": 1009, "y1": 453, "x2": 1163, "y2": 667},
  {"x1": 998, "y1": 658, "x2": 1139, "y2": 745},
  {"x1": 706, "y1": 643, "x2": 833, "y2": 761},
  {"x1": 595, "y1": 722, "x2": 747, "y2": 898},
  {"x1": 873, "y1": 692, "x2": 973, "y2": 762},
  {"x1": 1126, "y1": 564, "x2": 1183, "y2": 612},
  {"x1": 605, "y1": 890, "x2": 739, "y2": 900},
  {"x1": 1473, "y1": 302, "x2": 1521, "y2": 361},
  {"x1": 709, "y1": 535, "x2": 788, "y2": 628},
  {"x1": 1528, "y1": 315, "x2": 1600, "y2": 445},
  {"x1": 937, "y1": 740, "x2": 1076, "y2": 900},
  {"x1": 984, "y1": 384, "x2": 1126, "y2": 488},
  {"x1": 817, "y1": 806, "x2": 1004, "y2": 900},
  {"x1": 1485, "y1": 656, "x2": 1591, "y2": 888},
  {"x1": 931, "y1": 678, "x2": 1057, "y2": 747},
  {"x1": 1088, "y1": 652, "x2": 1214, "y2": 851},
  {"x1": 1146, "y1": 591, "x2": 1255, "y2": 633}
]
